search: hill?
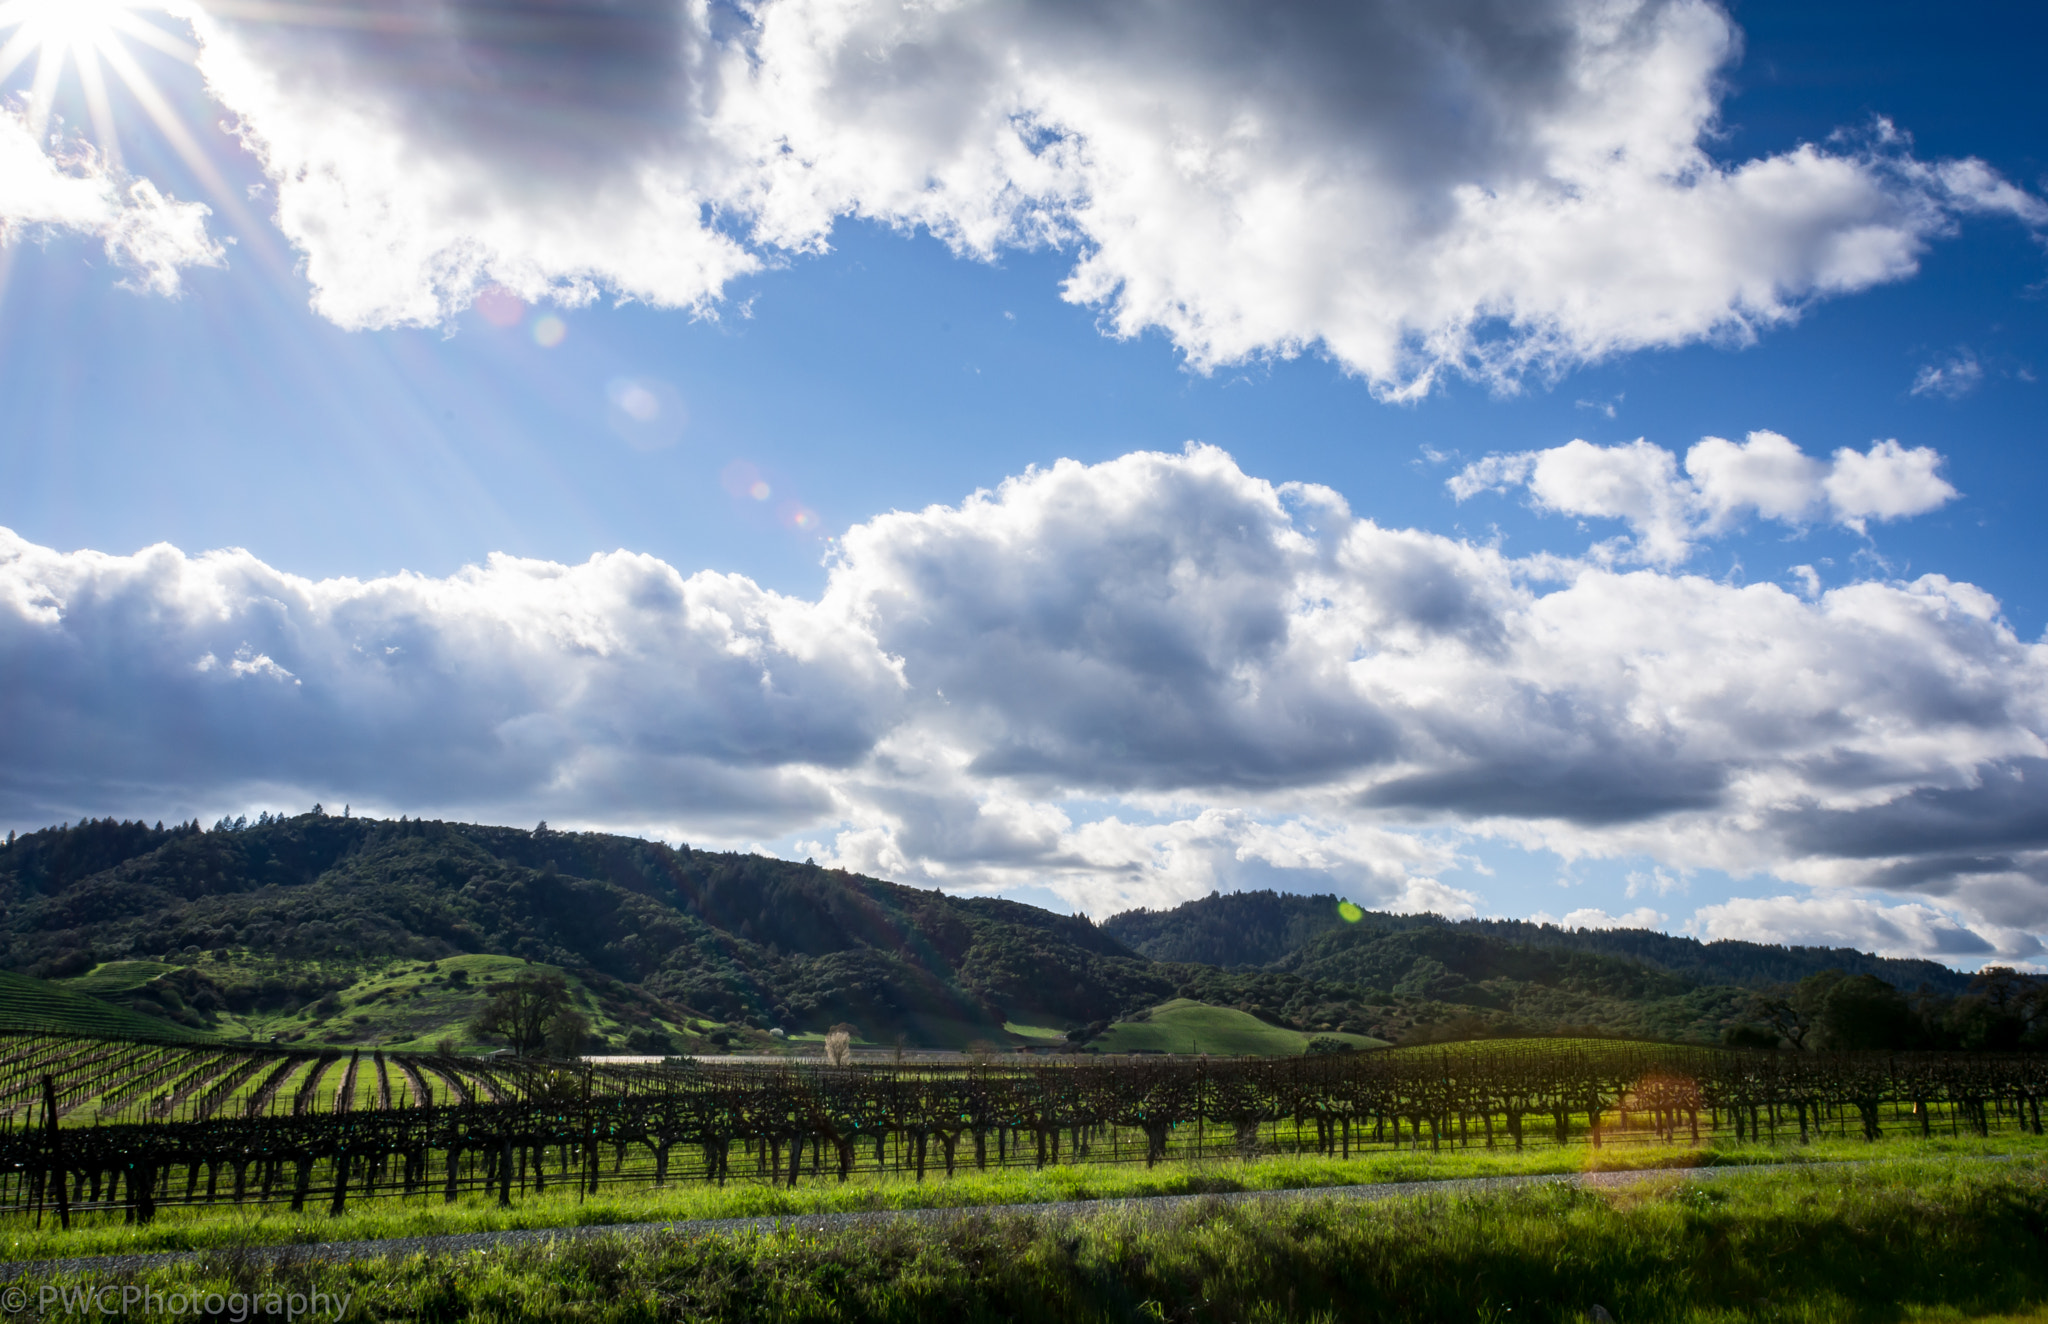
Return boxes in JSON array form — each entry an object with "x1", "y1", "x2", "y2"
[
  {"x1": 0, "y1": 814, "x2": 2010, "y2": 1053},
  {"x1": 0, "y1": 968, "x2": 210, "y2": 1041},
  {"x1": 1103, "y1": 890, "x2": 1975, "y2": 995},
  {"x1": 1090, "y1": 1000, "x2": 1385, "y2": 1055}
]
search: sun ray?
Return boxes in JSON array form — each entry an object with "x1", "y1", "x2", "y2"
[
  {"x1": 25, "y1": 28, "x2": 66, "y2": 142},
  {"x1": 0, "y1": 0, "x2": 304, "y2": 290},
  {"x1": 0, "y1": 26, "x2": 39, "y2": 89},
  {"x1": 73, "y1": 41, "x2": 120, "y2": 173},
  {"x1": 93, "y1": 28, "x2": 232, "y2": 201},
  {"x1": 108, "y1": 11, "x2": 196, "y2": 65}
]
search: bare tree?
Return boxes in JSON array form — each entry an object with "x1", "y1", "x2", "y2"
[
  {"x1": 469, "y1": 973, "x2": 571, "y2": 1055},
  {"x1": 824, "y1": 1028, "x2": 852, "y2": 1066},
  {"x1": 544, "y1": 1010, "x2": 592, "y2": 1059}
]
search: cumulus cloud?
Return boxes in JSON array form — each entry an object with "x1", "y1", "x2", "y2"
[
  {"x1": 0, "y1": 529, "x2": 906, "y2": 834},
  {"x1": 4, "y1": 444, "x2": 2045, "y2": 950},
  {"x1": 0, "y1": 107, "x2": 222, "y2": 294},
  {"x1": 1531, "y1": 906, "x2": 1668, "y2": 931},
  {"x1": 806, "y1": 805, "x2": 1477, "y2": 920},
  {"x1": 1451, "y1": 431, "x2": 1957, "y2": 561},
  {"x1": 1691, "y1": 894, "x2": 2041, "y2": 962},
  {"x1": 105, "y1": 0, "x2": 2023, "y2": 391}
]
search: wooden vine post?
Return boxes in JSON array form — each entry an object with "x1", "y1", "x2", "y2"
[{"x1": 41, "y1": 1075, "x2": 67, "y2": 1232}]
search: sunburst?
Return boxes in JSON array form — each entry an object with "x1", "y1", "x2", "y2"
[{"x1": 0, "y1": 0, "x2": 212, "y2": 182}]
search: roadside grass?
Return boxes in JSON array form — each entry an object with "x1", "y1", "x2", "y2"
[
  {"x1": 23, "y1": 1158, "x2": 2048, "y2": 1322},
  {"x1": 7, "y1": 1128, "x2": 2041, "y2": 1264},
  {"x1": 1091, "y1": 999, "x2": 1387, "y2": 1055}
]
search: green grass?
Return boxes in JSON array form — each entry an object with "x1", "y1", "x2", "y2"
[
  {"x1": 0, "y1": 970, "x2": 208, "y2": 1042},
  {"x1": 1090, "y1": 999, "x2": 1387, "y2": 1055},
  {"x1": 41, "y1": 952, "x2": 733, "y2": 1056},
  {"x1": 197, "y1": 953, "x2": 708, "y2": 1055},
  {"x1": 54, "y1": 961, "x2": 181, "y2": 998},
  {"x1": 8, "y1": 1126, "x2": 2040, "y2": 1264},
  {"x1": 27, "y1": 1158, "x2": 2048, "y2": 1322}
]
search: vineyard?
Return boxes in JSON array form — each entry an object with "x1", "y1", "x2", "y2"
[{"x1": 0, "y1": 1031, "x2": 2041, "y2": 1229}]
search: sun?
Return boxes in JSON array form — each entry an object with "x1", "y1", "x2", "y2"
[
  {"x1": 5, "y1": 0, "x2": 134, "y2": 46},
  {"x1": 0, "y1": 0, "x2": 201, "y2": 173}
]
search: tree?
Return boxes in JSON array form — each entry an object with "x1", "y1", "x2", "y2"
[
  {"x1": 1811, "y1": 974, "x2": 1915, "y2": 1051},
  {"x1": 1721, "y1": 1023, "x2": 1780, "y2": 1049},
  {"x1": 1946, "y1": 967, "x2": 2043, "y2": 1051},
  {"x1": 543, "y1": 1009, "x2": 591, "y2": 1059},
  {"x1": 469, "y1": 973, "x2": 571, "y2": 1055},
  {"x1": 1741, "y1": 970, "x2": 1852, "y2": 1051}
]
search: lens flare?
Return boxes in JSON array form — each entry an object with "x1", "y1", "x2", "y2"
[
  {"x1": 605, "y1": 377, "x2": 685, "y2": 450},
  {"x1": 474, "y1": 286, "x2": 525, "y2": 328}
]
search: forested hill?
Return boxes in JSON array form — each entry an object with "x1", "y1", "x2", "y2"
[
  {"x1": 1100, "y1": 890, "x2": 1974, "y2": 996},
  {"x1": 0, "y1": 814, "x2": 2003, "y2": 1053},
  {"x1": 0, "y1": 813, "x2": 1164, "y2": 1048}
]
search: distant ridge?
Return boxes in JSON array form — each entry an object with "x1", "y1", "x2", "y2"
[
  {"x1": 0, "y1": 815, "x2": 2001, "y2": 1051},
  {"x1": 1100, "y1": 890, "x2": 1975, "y2": 995}
]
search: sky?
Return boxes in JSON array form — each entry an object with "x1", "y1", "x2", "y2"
[{"x1": 2, "y1": 0, "x2": 2047, "y2": 969}]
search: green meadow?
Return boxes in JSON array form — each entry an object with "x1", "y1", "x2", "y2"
[
  {"x1": 19, "y1": 1156, "x2": 2048, "y2": 1322},
  {"x1": 5, "y1": 1126, "x2": 2041, "y2": 1264},
  {"x1": 1089, "y1": 999, "x2": 1387, "y2": 1055}
]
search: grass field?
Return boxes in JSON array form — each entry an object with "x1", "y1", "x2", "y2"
[
  {"x1": 1090, "y1": 999, "x2": 1387, "y2": 1055},
  {"x1": 51, "y1": 953, "x2": 726, "y2": 1054},
  {"x1": 0, "y1": 971, "x2": 207, "y2": 1042},
  {"x1": 51, "y1": 962, "x2": 181, "y2": 999},
  {"x1": 6, "y1": 1123, "x2": 2039, "y2": 1264},
  {"x1": 20, "y1": 1157, "x2": 2048, "y2": 1322}
]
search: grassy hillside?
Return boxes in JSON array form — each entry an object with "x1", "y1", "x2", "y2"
[
  {"x1": 82, "y1": 952, "x2": 738, "y2": 1054},
  {"x1": 0, "y1": 969, "x2": 208, "y2": 1041},
  {"x1": 1090, "y1": 1000, "x2": 1386, "y2": 1055}
]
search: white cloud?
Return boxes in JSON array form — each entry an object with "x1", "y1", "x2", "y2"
[
  {"x1": 1532, "y1": 906, "x2": 1668, "y2": 931},
  {"x1": 120, "y1": 0, "x2": 2031, "y2": 392},
  {"x1": 4, "y1": 444, "x2": 2045, "y2": 956},
  {"x1": 807, "y1": 804, "x2": 1476, "y2": 919},
  {"x1": 1690, "y1": 894, "x2": 2041, "y2": 962},
  {"x1": 1823, "y1": 439, "x2": 1960, "y2": 530},
  {"x1": 1452, "y1": 431, "x2": 1956, "y2": 562},
  {"x1": 0, "y1": 529, "x2": 906, "y2": 834},
  {"x1": 0, "y1": 108, "x2": 222, "y2": 295},
  {"x1": 1625, "y1": 867, "x2": 1687, "y2": 898},
  {"x1": 1687, "y1": 430, "x2": 1826, "y2": 528},
  {"x1": 1911, "y1": 349, "x2": 1985, "y2": 400}
]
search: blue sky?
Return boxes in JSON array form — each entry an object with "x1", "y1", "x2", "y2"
[{"x1": 3, "y1": 0, "x2": 2046, "y2": 966}]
